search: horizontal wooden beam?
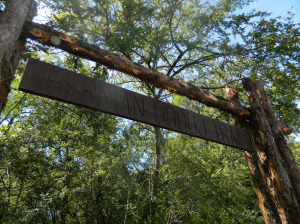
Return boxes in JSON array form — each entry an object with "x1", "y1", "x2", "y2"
[
  {"x1": 19, "y1": 58, "x2": 254, "y2": 152},
  {"x1": 20, "y1": 21, "x2": 293, "y2": 135},
  {"x1": 20, "y1": 21, "x2": 251, "y2": 117}
]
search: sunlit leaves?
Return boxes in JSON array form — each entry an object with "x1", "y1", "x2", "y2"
[{"x1": 1, "y1": 0, "x2": 300, "y2": 222}]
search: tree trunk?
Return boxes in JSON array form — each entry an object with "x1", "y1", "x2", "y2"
[
  {"x1": 150, "y1": 126, "x2": 164, "y2": 221},
  {"x1": 153, "y1": 127, "x2": 162, "y2": 198},
  {"x1": 95, "y1": 175, "x2": 106, "y2": 224},
  {"x1": 242, "y1": 79, "x2": 300, "y2": 223},
  {"x1": 244, "y1": 151, "x2": 282, "y2": 223},
  {"x1": 225, "y1": 85, "x2": 281, "y2": 223},
  {"x1": 0, "y1": 0, "x2": 36, "y2": 114}
]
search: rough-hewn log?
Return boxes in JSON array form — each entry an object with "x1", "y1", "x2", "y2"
[
  {"x1": 0, "y1": 0, "x2": 36, "y2": 114},
  {"x1": 20, "y1": 21, "x2": 252, "y2": 119},
  {"x1": 242, "y1": 78, "x2": 300, "y2": 224},
  {"x1": 224, "y1": 85, "x2": 293, "y2": 136},
  {"x1": 20, "y1": 21, "x2": 293, "y2": 135},
  {"x1": 225, "y1": 85, "x2": 281, "y2": 224}
]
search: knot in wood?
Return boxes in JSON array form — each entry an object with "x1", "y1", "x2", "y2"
[
  {"x1": 59, "y1": 33, "x2": 76, "y2": 45},
  {"x1": 30, "y1": 29, "x2": 46, "y2": 38},
  {"x1": 225, "y1": 85, "x2": 237, "y2": 100}
]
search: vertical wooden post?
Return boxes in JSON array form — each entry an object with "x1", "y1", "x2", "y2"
[
  {"x1": 225, "y1": 85, "x2": 281, "y2": 223},
  {"x1": 0, "y1": 0, "x2": 37, "y2": 114},
  {"x1": 242, "y1": 78, "x2": 300, "y2": 223}
]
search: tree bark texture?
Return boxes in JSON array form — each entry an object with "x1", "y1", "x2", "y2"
[
  {"x1": 242, "y1": 78, "x2": 300, "y2": 224},
  {"x1": 150, "y1": 127, "x2": 164, "y2": 221},
  {"x1": 20, "y1": 21, "x2": 293, "y2": 135},
  {"x1": 225, "y1": 86, "x2": 281, "y2": 224},
  {"x1": 0, "y1": 0, "x2": 36, "y2": 114},
  {"x1": 21, "y1": 21, "x2": 252, "y2": 118},
  {"x1": 153, "y1": 127, "x2": 163, "y2": 198}
]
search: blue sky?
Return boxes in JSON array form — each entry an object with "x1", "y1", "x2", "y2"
[
  {"x1": 35, "y1": 1, "x2": 300, "y2": 24},
  {"x1": 238, "y1": 0, "x2": 300, "y2": 140},
  {"x1": 33, "y1": 1, "x2": 300, "y2": 140},
  {"x1": 239, "y1": 0, "x2": 300, "y2": 23}
]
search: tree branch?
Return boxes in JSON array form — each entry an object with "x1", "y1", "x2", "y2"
[
  {"x1": 19, "y1": 20, "x2": 293, "y2": 134},
  {"x1": 0, "y1": 93, "x2": 27, "y2": 125}
]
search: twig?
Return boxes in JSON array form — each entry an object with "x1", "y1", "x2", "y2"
[
  {"x1": 200, "y1": 78, "x2": 243, "y2": 90},
  {"x1": 0, "y1": 93, "x2": 27, "y2": 125}
]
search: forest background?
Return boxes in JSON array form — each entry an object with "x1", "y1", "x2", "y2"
[{"x1": 0, "y1": 0, "x2": 299, "y2": 223}]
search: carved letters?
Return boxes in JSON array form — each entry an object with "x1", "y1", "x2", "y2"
[{"x1": 19, "y1": 58, "x2": 254, "y2": 152}]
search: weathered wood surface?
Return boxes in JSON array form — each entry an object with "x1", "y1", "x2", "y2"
[
  {"x1": 21, "y1": 21, "x2": 252, "y2": 117},
  {"x1": 0, "y1": 0, "x2": 36, "y2": 113},
  {"x1": 243, "y1": 78, "x2": 300, "y2": 224},
  {"x1": 19, "y1": 58, "x2": 254, "y2": 152},
  {"x1": 225, "y1": 85, "x2": 281, "y2": 224},
  {"x1": 20, "y1": 21, "x2": 293, "y2": 135}
]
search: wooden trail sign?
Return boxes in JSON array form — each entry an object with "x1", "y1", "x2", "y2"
[{"x1": 19, "y1": 58, "x2": 254, "y2": 152}]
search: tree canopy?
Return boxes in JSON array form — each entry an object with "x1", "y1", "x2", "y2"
[{"x1": 0, "y1": 0, "x2": 299, "y2": 223}]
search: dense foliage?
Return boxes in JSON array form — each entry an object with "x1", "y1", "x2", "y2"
[{"x1": 1, "y1": 0, "x2": 299, "y2": 223}]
